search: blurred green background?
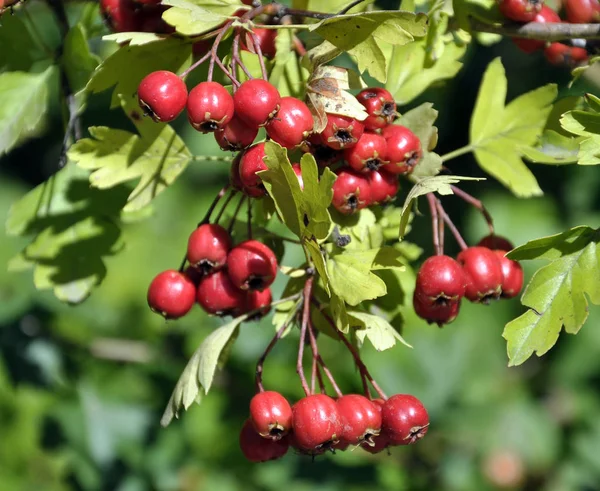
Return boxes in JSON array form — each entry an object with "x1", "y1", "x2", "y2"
[{"x1": 2, "y1": 1, "x2": 600, "y2": 490}]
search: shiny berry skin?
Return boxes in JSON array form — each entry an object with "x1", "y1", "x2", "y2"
[
  {"x1": 215, "y1": 115, "x2": 258, "y2": 151},
  {"x1": 239, "y1": 143, "x2": 267, "y2": 197},
  {"x1": 413, "y1": 290, "x2": 461, "y2": 327},
  {"x1": 356, "y1": 87, "x2": 397, "y2": 131},
  {"x1": 239, "y1": 419, "x2": 289, "y2": 463},
  {"x1": 147, "y1": 269, "x2": 196, "y2": 319},
  {"x1": 137, "y1": 71, "x2": 187, "y2": 123},
  {"x1": 381, "y1": 125, "x2": 422, "y2": 174},
  {"x1": 415, "y1": 255, "x2": 467, "y2": 303},
  {"x1": 234, "y1": 79, "x2": 281, "y2": 127},
  {"x1": 513, "y1": 6, "x2": 560, "y2": 53},
  {"x1": 344, "y1": 132, "x2": 388, "y2": 172},
  {"x1": 196, "y1": 270, "x2": 246, "y2": 316},
  {"x1": 187, "y1": 82, "x2": 234, "y2": 133},
  {"x1": 292, "y1": 394, "x2": 343, "y2": 451},
  {"x1": 332, "y1": 168, "x2": 372, "y2": 215},
  {"x1": 336, "y1": 395, "x2": 382, "y2": 445},
  {"x1": 320, "y1": 114, "x2": 365, "y2": 150},
  {"x1": 368, "y1": 169, "x2": 399, "y2": 205},
  {"x1": 564, "y1": 0, "x2": 600, "y2": 23},
  {"x1": 227, "y1": 240, "x2": 278, "y2": 291},
  {"x1": 457, "y1": 246, "x2": 504, "y2": 303},
  {"x1": 498, "y1": 0, "x2": 542, "y2": 23},
  {"x1": 494, "y1": 250, "x2": 524, "y2": 299},
  {"x1": 265, "y1": 97, "x2": 314, "y2": 149},
  {"x1": 291, "y1": 163, "x2": 304, "y2": 190},
  {"x1": 250, "y1": 391, "x2": 293, "y2": 440},
  {"x1": 100, "y1": 0, "x2": 140, "y2": 32},
  {"x1": 382, "y1": 394, "x2": 429, "y2": 445},
  {"x1": 544, "y1": 43, "x2": 589, "y2": 66},
  {"x1": 186, "y1": 224, "x2": 232, "y2": 275},
  {"x1": 242, "y1": 288, "x2": 273, "y2": 318},
  {"x1": 477, "y1": 234, "x2": 514, "y2": 252},
  {"x1": 360, "y1": 399, "x2": 390, "y2": 454},
  {"x1": 243, "y1": 28, "x2": 277, "y2": 58}
]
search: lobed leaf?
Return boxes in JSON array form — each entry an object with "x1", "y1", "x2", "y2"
[
  {"x1": 348, "y1": 311, "x2": 412, "y2": 351},
  {"x1": 560, "y1": 107, "x2": 600, "y2": 166},
  {"x1": 161, "y1": 0, "x2": 242, "y2": 36}
]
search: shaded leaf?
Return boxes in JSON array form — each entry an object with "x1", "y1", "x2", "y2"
[
  {"x1": 349, "y1": 311, "x2": 412, "y2": 351},
  {"x1": 522, "y1": 130, "x2": 581, "y2": 165}
]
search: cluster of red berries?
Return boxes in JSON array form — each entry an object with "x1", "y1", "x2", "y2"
[
  {"x1": 413, "y1": 234, "x2": 524, "y2": 326},
  {"x1": 147, "y1": 223, "x2": 278, "y2": 320},
  {"x1": 100, "y1": 0, "x2": 173, "y2": 34},
  {"x1": 240, "y1": 391, "x2": 429, "y2": 462},
  {"x1": 501, "y1": 0, "x2": 595, "y2": 65}
]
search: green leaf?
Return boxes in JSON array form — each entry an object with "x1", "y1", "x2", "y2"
[
  {"x1": 398, "y1": 175, "x2": 483, "y2": 239},
  {"x1": 305, "y1": 238, "x2": 331, "y2": 295},
  {"x1": 335, "y1": 208, "x2": 383, "y2": 251},
  {"x1": 0, "y1": 14, "x2": 47, "y2": 71},
  {"x1": 63, "y1": 24, "x2": 100, "y2": 95},
  {"x1": 560, "y1": 110, "x2": 600, "y2": 166},
  {"x1": 269, "y1": 29, "x2": 309, "y2": 98},
  {"x1": 161, "y1": 0, "x2": 242, "y2": 35},
  {"x1": 161, "y1": 315, "x2": 246, "y2": 427},
  {"x1": 102, "y1": 32, "x2": 165, "y2": 46},
  {"x1": 0, "y1": 68, "x2": 53, "y2": 156},
  {"x1": 522, "y1": 130, "x2": 581, "y2": 165},
  {"x1": 347, "y1": 35, "x2": 387, "y2": 83},
  {"x1": 503, "y1": 227, "x2": 600, "y2": 366},
  {"x1": 68, "y1": 125, "x2": 192, "y2": 212},
  {"x1": 348, "y1": 311, "x2": 412, "y2": 351},
  {"x1": 469, "y1": 58, "x2": 556, "y2": 197}
]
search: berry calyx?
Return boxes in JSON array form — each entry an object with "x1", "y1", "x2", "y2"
[
  {"x1": 187, "y1": 81, "x2": 234, "y2": 133},
  {"x1": 137, "y1": 70, "x2": 188, "y2": 123},
  {"x1": 493, "y1": 250, "x2": 524, "y2": 299},
  {"x1": 336, "y1": 394, "x2": 382, "y2": 445},
  {"x1": 457, "y1": 246, "x2": 504, "y2": 303},
  {"x1": 238, "y1": 143, "x2": 267, "y2": 197},
  {"x1": 265, "y1": 96, "x2": 314, "y2": 149},
  {"x1": 186, "y1": 224, "x2": 232, "y2": 275},
  {"x1": 498, "y1": 0, "x2": 542, "y2": 23},
  {"x1": 292, "y1": 394, "x2": 343, "y2": 452},
  {"x1": 239, "y1": 419, "x2": 290, "y2": 463},
  {"x1": 234, "y1": 79, "x2": 281, "y2": 127},
  {"x1": 381, "y1": 125, "x2": 422, "y2": 175},
  {"x1": 413, "y1": 291, "x2": 461, "y2": 327},
  {"x1": 196, "y1": 270, "x2": 246, "y2": 316},
  {"x1": 227, "y1": 240, "x2": 278, "y2": 291},
  {"x1": 343, "y1": 132, "x2": 388, "y2": 172},
  {"x1": 147, "y1": 269, "x2": 196, "y2": 319},
  {"x1": 249, "y1": 391, "x2": 293, "y2": 440},
  {"x1": 381, "y1": 394, "x2": 429, "y2": 445},
  {"x1": 415, "y1": 255, "x2": 467, "y2": 303},
  {"x1": 215, "y1": 115, "x2": 258, "y2": 151},
  {"x1": 320, "y1": 114, "x2": 365, "y2": 150},
  {"x1": 356, "y1": 87, "x2": 397, "y2": 131},
  {"x1": 368, "y1": 169, "x2": 399, "y2": 205},
  {"x1": 513, "y1": 6, "x2": 560, "y2": 53},
  {"x1": 361, "y1": 398, "x2": 390, "y2": 454},
  {"x1": 332, "y1": 168, "x2": 372, "y2": 215}
]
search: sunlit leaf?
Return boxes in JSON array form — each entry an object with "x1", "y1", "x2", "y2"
[{"x1": 349, "y1": 311, "x2": 412, "y2": 351}]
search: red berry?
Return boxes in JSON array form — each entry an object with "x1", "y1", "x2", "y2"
[
  {"x1": 265, "y1": 97, "x2": 314, "y2": 149},
  {"x1": 356, "y1": 87, "x2": 397, "y2": 131},
  {"x1": 544, "y1": 43, "x2": 589, "y2": 66},
  {"x1": 415, "y1": 255, "x2": 467, "y2": 303},
  {"x1": 382, "y1": 394, "x2": 429, "y2": 445},
  {"x1": 187, "y1": 81, "x2": 234, "y2": 133},
  {"x1": 100, "y1": 0, "x2": 140, "y2": 32},
  {"x1": 242, "y1": 288, "x2": 273, "y2": 318},
  {"x1": 242, "y1": 28, "x2": 277, "y2": 58},
  {"x1": 137, "y1": 70, "x2": 187, "y2": 123},
  {"x1": 477, "y1": 234, "x2": 514, "y2": 252},
  {"x1": 343, "y1": 132, "x2": 388, "y2": 172},
  {"x1": 303, "y1": 134, "x2": 342, "y2": 167},
  {"x1": 239, "y1": 143, "x2": 267, "y2": 197},
  {"x1": 250, "y1": 391, "x2": 293, "y2": 439},
  {"x1": 239, "y1": 419, "x2": 289, "y2": 462},
  {"x1": 332, "y1": 168, "x2": 372, "y2": 215},
  {"x1": 139, "y1": 5, "x2": 175, "y2": 34},
  {"x1": 513, "y1": 6, "x2": 560, "y2": 53},
  {"x1": 147, "y1": 269, "x2": 196, "y2": 319},
  {"x1": 361, "y1": 398, "x2": 390, "y2": 453},
  {"x1": 413, "y1": 290, "x2": 461, "y2": 327},
  {"x1": 186, "y1": 224, "x2": 232, "y2": 275},
  {"x1": 234, "y1": 79, "x2": 281, "y2": 127},
  {"x1": 336, "y1": 394, "x2": 382, "y2": 445},
  {"x1": 457, "y1": 246, "x2": 504, "y2": 303},
  {"x1": 493, "y1": 250, "x2": 524, "y2": 299},
  {"x1": 565, "y1": 0, "x2": 600, "y2": 23},
  {"x1": 227, "y1": 240, "x2": 278, "y2": 291},
  {"x1": 368, "y1": 169, "x2": 399, "y2": 205},
  {"x1": 292, "y1": 394, "x2": 343, "y2": 452},
  {"x1": 291, "y1": 163, "x2": 304, "y2": 190},
  {"x1": 215, "y1": 115, "x2": 258, "y2": 151},
  {"x1": 196, "y1": 270, "x2": 246, "y2": 316},
  {"x1": 381, "y1": 125, "x2": 422, "y2": 174},
  {"x1": 498, "y1": 0, "x2": 542, "y2": 23},
  {"x1": 320, "y1": 114, "x2": 365, "y2": 150}
]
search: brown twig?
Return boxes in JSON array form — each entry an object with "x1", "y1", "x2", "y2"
[
  {"x1": 427, "y1": 193, "x2": 442, "y2": 256},
  {"x1": 470, "y1": 18, "x2": 600, "y2": 41}
]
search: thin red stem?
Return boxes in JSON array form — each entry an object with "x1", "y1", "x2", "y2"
[
  {"x1": 427, "y1": 193, "x2": 442, "y2": 256},
  {"x1": 255, "y1": 313, "x2": 296, "y2": 392},
  {"x1": 451, "y1": 185, "x2": 495, "y2": 235},
  {"x1": 180, "y1": 49, "x2": 212, "y2": 79},
  {"x1": 214, "y1": 189, "x2": 236, "y2": 224},
  {"x1": 232, "y1": 31, "x2": 254, "y2": 80},
  {"x1": 228, "y1": 194, "x2": 246, "y2": 234},
  {"x1": 296, "y1": 283, "x2": 312, "y2": 396},
  {"x1": 307, "y1": 318, "x2": 343, "y2": 397},
  {"x1": 208, "y1": 20, "x2": 235, "y2": 82},
  {"x1": 437, "y1": 198, "x2": 468, "y2": 251},
  {"x1": 247, "y1": 29, "x2": 269, "y2": 80},
  {"x1": 200, "y1": 185, "x2": 230, "y2": 225}
]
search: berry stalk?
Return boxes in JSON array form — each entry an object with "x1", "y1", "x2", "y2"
[
  {"x1": 451, "y1": 185, "x2": 495, "y2": 235},
  {"x1": 436, "y1": 197, "x2": 468, "y2": 251}
]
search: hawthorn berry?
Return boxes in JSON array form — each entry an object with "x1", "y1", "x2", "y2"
[
  {"x1": 292, "y1": 394, "x2": 343, "y2": 452},
  {"x1": 250, "y1": 391, "x2": 293, "y2": 440},
  {"x1": 242, "y1": 28, "x2": 278, "y2": 58},
  {"x1": 147, "y1": 269, "x2": 196, "y2": 319},
  {"x1": 227, "y1": 240, "x2": 278, "y2": 291},
  {"x1": 477, "y1": 234, "x2": 514, "y2": 252},
  {"x1": 415, "y1": 255, "x2": 467, "y2": 303},
  {"x1": 382, "y1": 394, "x2": 429, "y2": 446},
  {"x1": 186, "y1": 224, "x2": 232, "y2": 275},
  {"x1": 239, "y1": 419, "x2": 290, "y2": 462},
  {"x1": 498, "y1": 0, "x2": 542, "y2": 23},
  {"x1": 457, "y1": 246, "x2": 504, "y2": 303},
  {"x1": 196, "y1": 270, "x2": 246, "y2": 316},
  {"x1": 336, "y1": 394, "x2": 382, "y2": 445},
  {"x1": 544, "y1": 43, "x2": 589, "y2": 66},
  {"x1": 187, "y1": 81, "x2": 234, "y2": 133},
  {"x1": 356, "y1": 87, "x2": 397, "y2": 130},
  {"x1": 343, "y1": 132, "x2": 388, "y2": 172},
  {"x1": 381, "y1": 125, "x2": 422, "y2": 175},
  {"x1": 137, "y1": 71, "x2": 187, "y2": 123},
  {"x1": 332, "y1": 168, "x2": 372, "y2": 215},
  {"x1": 100, "y1": 0, "x2": 140, "y2": 32},
  {"x1": 242, "y1": 288, "x2": 273, "y2": 319},
  {"x1": 320, "y1": 114, "x2": 365, "y2": 150},
  {"x1": 564, "y1": 0, "x2": 600, "y2": 23},
  {"x1": 368, "y1": 170, "x2": 399, "y2": 205},
  {"x1": 513, "y1": 6, "x2": 560, "y2": 53},
  {"x1": 361, "y1": 398, "x2": 390, "y2": 454},
  {"x1": 303, "y1": 134, "x2": 342, "y2": 167},
  {"x1": 215, "y1": 115, "x2": 258, "y2": 151},
  {"x1": 493, "y1": 250, "x2": 524, "y2": 299},
  {"x1": 239, "y1": 143, "x2": 267, "y2": 197},
  {"x1": 234, "y1": 79, "x2": 281, "y2": 127},
  {"x1": 413, "y1": 291, "x2": 461, "y2": 327},
  {"x1": 265, "y1": 97, "x2": 314, "y2": 149}
]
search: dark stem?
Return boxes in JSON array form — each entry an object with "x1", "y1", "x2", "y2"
[
  {"x1": 180, "y1": 49, "x2": 212, "y2": 79},
  {"x1": 307, "y1": 317, "x2": 343, "y2": 397},
  {"x1": 337, "y1": 0, "x2": 367, "y2": 14},
  {"x1": 450, "y1": 185, "x2": 494, "y2": 235},
  {"x1": 208, "y1": 20, "x2": 235, "y2": 82},
  {"x1": 470, "y1": 18, "x2": 600, "y2": 41},
  {"x1": 200, "y1": 185, "x2": 230, "y2": 225},
  {"x1": 278, "y1": 7, "x2": 334, "y2": 19},
  {"x1": 214, "y1": 190, "x2": 237, "y2": 224},
  {"x1": 255, "y1": 315, "x2": 295, "y2": 392},
  {"x1": 178, "y1": 253, "x2": 187, "y2": 273},
  {"x1": 296, "y1": 277, "x2": 314, "y2": 396},
  {"x1": 228, "y1": 194, "x2": 247, "y2": 234},
  {"x1": 426, "y1": 193, "x2": 442, "y2": 256},
  {"x1": 436, "y1": 198, "x2": 468, "y2": 251},
  {"x1": 232, "y1": 31, "x2": 254, "y2": 81},
  {"x1": 247, "y1": 29, "x2": 269, "y2": 80}
]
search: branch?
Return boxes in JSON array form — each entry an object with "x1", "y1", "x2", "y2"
[{"x1": 470, "y1": 18, "x2": 600, "y2": 41}]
